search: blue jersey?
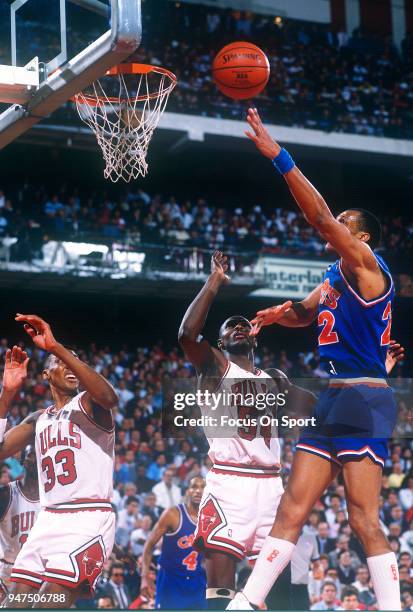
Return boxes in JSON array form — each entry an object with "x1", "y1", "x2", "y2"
[
  {"x1": 318, "y1": 254, "x2": 394, "y2": 378},
  {"x1": 155, "y1": 504, "x2": 206, "y2": 609}
]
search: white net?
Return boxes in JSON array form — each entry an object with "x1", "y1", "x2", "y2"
[{"x1": 73, "y1": 65, "x2": 177, "y2": 183}]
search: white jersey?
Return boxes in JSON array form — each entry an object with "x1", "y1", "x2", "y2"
[
  {"x1": 201, "y1": 360, "x2": 281, "y2": 470},
  {"x1": 0, "y1": 481, "x2": 40, "y2": 564},
  {"x1": 35, "y1": 391, "x2": 114, "y2": 508}
]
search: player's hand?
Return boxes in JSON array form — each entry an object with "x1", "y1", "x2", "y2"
[
  {"x1": 15, "y1": 314, "x2": 58, "y2": 352},
  {"x1": 140, "y1": 576, "x2": 155, "y2": 600},
  {"x1": 211, "y1": 251, "x2": 230, "y2": 284},
  {"x1": 2, "y1": 346, "x2": 29, "y2": 393},
  {"x1": 385, "y1": 339, "x2": 405, "y2": 374},
  {"x1": 245, "y1": 108, "x2": 281, "y2": 159},
  {"x1": 250, "y1": 301, "x2": 293, "y2": 336}
]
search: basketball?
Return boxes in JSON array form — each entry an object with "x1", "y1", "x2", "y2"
[{"x1": 212, "y1": 42, "x2": 270, "y2": 100}]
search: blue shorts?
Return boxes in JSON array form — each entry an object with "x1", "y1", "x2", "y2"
[
  {"x1": 155, "y1": 568, "x2": 206, "y2": 610},
  {"x1": 297, "y1": 383, "x2": 397, "y2": 468}
]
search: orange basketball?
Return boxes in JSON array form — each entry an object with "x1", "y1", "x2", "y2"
[{"x1": 212, "y1": 42, "x2": 270, "y2": 100}]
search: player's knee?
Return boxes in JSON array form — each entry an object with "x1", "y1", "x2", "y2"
[
  {"x1": 276, "y1": 494, "x2": 306, "y2": 530},
  {"x1": 348, "y1": 508, "x2": 380, "y2": 540}
]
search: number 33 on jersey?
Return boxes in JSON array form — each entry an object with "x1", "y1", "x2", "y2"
[
  {"x1": 35, "y1": 392, "x2": 114, "y2": 508},
  {"x1": 317, "y1": 253, "x2": 394, "y2": 378}
]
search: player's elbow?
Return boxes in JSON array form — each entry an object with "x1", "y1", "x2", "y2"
[
  {"x1": 98, "y1": 388, "x2": 119, "y2": 411},
  {"x1": 178, "y1": 325, "x2": 196, "y2": 346}
]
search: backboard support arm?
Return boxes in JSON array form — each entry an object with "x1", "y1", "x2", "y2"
[{"x1": 0, "y1": 0, "x2": 141, "y2": 149}]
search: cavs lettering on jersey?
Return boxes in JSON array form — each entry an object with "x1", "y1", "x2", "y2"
[
  {"x1": 200, "y1": 360, "x2": 281, "y2": 476},
  {"x1": 35, "y1": 391, "x2": 114, "y2": 508},
  {"x1": 318, "y1": 253, "x2": 394, "y2": 378},
  {"x1": 0, "y1": 481, "x2": 40, "y2": 564}
]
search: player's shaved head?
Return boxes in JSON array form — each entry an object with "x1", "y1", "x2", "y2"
[
  {"x1": 337, "y1": 208, "x2": 382, "y2": 250},
  {"x1": 218, "y1": 315, "x2": 256, "y2": 357},
  {"x1": 219, "y1": 315, "x2": 251, "y2": 338}
]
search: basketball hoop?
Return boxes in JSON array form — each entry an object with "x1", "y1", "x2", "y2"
[{"x1": 72, "y1": 63, "x2": 177, "y2": 182}]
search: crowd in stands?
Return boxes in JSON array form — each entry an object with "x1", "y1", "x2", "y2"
[
  {"x1": 141, "y1": 4, "x2": 413, "y2": 139},
  {"x1": 2, "y1": 4, "x2": 413, "y2": 140},
  {"x1": 1, "y1": 185, "x2": 413, "y2": 263},
  {"x1": 0, "y1": 337, "x2": 411, "y2": 609}
]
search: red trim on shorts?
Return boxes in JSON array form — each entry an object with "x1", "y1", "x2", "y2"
[
  {"x1": 197, "y1": 539, "x2": 244, "y2": 561},
  {"x1": 10, "y1": 568, "x2": 43, "y2": 589},
  {"x1": 9, "y1": 576, "x2": 41, "y2": 589},
  {"x1": 296, "y1": 443, "x2": 342, "y2": 466},
  {"x1": 46, "y1": 498, "x2": 113, "y2": 513},
  {"x1": 336, "y1": 446, "x2": 385, "y2": 467}
]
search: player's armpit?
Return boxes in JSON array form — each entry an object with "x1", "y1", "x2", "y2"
[
  {"x1": 0, "y1": 412, "x2": 38, "y2": 461},
  {"x1": 79, "y1": 393, "x2": 114, "y2": 431}
]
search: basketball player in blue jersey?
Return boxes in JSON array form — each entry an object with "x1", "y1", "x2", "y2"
[
  {"x1": 140, "y1": 476, "x2": 206, "y2": 610},
  {"x1": 227, "y1": 108, "x2": 405, "y2": 611}
]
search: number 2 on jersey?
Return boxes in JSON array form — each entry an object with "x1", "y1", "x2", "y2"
[
  {"x1": 318, "y1": 310, "x2": 339, "y2": 345},
  {"x1": 380, "y1": 301, "x2": 392, "y2": 346}
]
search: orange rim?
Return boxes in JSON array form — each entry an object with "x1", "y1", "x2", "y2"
[{"x1": 72, "y1": 63, "x2": 177, "y2": 106}]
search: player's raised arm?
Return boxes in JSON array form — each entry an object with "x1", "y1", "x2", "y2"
[
  {"x1": 140, "y1": 508, "x2": 178, "y2": 600},
  {"x1": 245, "y1": 108, "x2": 377, "y2": 272},
  {"x1": 15, "y1": 314, "x2": 118, "y2": 412},
  {"x1": 178, "y1": 251, "x2": 229, "y2": 374},
  {"x1": 0, "y1": 345, "x2": 37, "y2": 461}
]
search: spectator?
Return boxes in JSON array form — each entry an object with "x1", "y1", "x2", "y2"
[
  {"x1": 97, "y1": 595, "x2": 118, "y2": 609},
  {"x1": 152, "y1": 468, "x2": 182, "y2": 509},
  {"x1": 311, "y1": 581, "x2": 341, "y2": 610},
  {"x1": 99, "y1": 563, "x2": 132, "y2": 609},
  {"x1": 338, "y1": 586, "x2": 362, "y2": 610}
]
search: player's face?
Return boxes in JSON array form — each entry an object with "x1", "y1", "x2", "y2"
[
  {"x1": 23, "y1": 447, "x2": 37, "y2": 475},
  {"x1": 219, "y1": 316, "x2": 256, "y2": 355},
  {"x1": 187, "y1": 477, "x2": 205, "y2": 506},
  {"x1": 43, "y1": 354, "x2": 79, "y2": 395},
  {"x1": 325, "y1": 210, "x2": 365, "y2": 253}
]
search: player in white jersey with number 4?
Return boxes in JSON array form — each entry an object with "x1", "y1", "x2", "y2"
[
  {"x1": 0, "y1": 316, "x2": 118, "y2": 608},
  {"x1": 179, "y1": 252, "x2": 299, "y2": 610}
]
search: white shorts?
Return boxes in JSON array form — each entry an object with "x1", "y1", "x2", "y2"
[
  {"x1": 10, "y1": 504, "x2": 115, "y2": 593},
  {"x1": 194, "y1": 464, "x2": 284, "y2": 561}
]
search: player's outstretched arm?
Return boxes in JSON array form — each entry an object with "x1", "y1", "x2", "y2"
[
  {"x1": 140, "y1": 508, "x2": 179, "y2": 600},
  {"x1": 245, "y1": 108, "x2": 377, "y2": 271},
  {"x1": 251, "y1": 284, "x2": 321, "y2": 335},
  {"x1": 0, "y1": 345, "x2": 35, "y2": 461},
  {"x1": 15, "y1": 314, "x2": 118, "y2": 411},
  {"x1": 178, "y1": 251, "x2": 229, "y2": 375}
]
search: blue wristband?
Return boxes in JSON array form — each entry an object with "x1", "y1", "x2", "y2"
[{"x1": 272, "y1": 148, "x2": 295, "y2": 175}]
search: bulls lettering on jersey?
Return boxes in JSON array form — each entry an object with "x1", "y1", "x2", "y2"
[
  {"x1": 0, "y1": 481, "x2": 41, "y2": 564},
  {"x1": 199, "y1": 360, "x2": 281, "y2": 467},
  {"x1": 318, "y1": 253, "x2": 394, "y2": 378},
  {"x1": 35, "y1": 392, "x2": 114, "y2": 507}
]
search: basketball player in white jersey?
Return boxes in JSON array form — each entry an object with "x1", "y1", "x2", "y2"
[
  {"x1": 179, "y1": 251, "x2": 293, "y2": 610},
  {"x1": 0, "y1": 315, "x2": 118, "y2": 608},
  {"x1": 0, "y1": 446, "x2": 40, "y2": 603}
]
